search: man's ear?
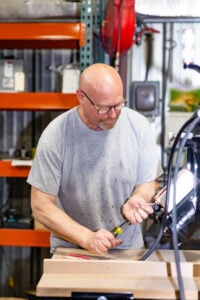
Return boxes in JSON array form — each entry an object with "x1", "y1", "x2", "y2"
[{"x1": 76, "y1": 89, "x2": 83, "y2": 104}]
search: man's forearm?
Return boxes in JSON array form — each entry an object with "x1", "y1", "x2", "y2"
[
  {"x1": 31, "y1": 187, "x2": 92, "y2": 249},
  {"x1": 131, "y1": 180, "x2": 158, "y2": 202}
]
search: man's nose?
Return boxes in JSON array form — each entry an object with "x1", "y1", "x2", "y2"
[{"x1": 107, "y1": 107, "x2": 117, "y2": 117}]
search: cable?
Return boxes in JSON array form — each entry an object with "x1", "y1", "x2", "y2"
[
  {"x1": 170, "y1": 116, "x2": 200, "y2": 300},
  {"x1": 140, "y1": 112, "x2": 200, "y2": 300},
  {"x1": 140, "y1": 114, "x2": 198, "y2": 261}
]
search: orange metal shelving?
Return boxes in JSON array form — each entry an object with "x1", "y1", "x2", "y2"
[
  {"x1": 0, "y1": 160, "x2": 30, "y2": 177},
  {"x1": 0, "y1": 21, "x2": 84, "y2": 247},
  {"x1": 0, "y1": 228, "x2": 50, "y2": 247},
  {"x1": 0, "y1": 162, "x2": 50, "y2": 248},
  {"x1": 0, "y1": 92, "x2": 79, "y2": 110},
  {"x1": 0, "y1": 22, "x2": 86, "y2": 49}
]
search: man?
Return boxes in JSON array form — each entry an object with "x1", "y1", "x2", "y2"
[{"x1": 27, "y1": 63, "x2": 161, "y2": 254}]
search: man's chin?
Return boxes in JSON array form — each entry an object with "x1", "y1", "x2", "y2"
[{"x1": 98, "y1": 120, "x2": 117, "y2": 130}]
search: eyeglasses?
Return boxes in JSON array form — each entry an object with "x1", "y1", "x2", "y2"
[{"x1": 80, "y1": 89, "x2": 127, "y2": 115}]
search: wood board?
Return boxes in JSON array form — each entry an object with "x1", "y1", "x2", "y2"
[{"x1": 37, "y1": 248, "x2": 200, "y2": 299}]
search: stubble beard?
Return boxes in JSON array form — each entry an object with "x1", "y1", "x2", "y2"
[{"x1": 98, "y1": 117, "x2": 119, "y2": 130}]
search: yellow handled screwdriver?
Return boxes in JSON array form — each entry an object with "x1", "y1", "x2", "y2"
[
  {"x1": 111, "y1": 202, "x2": 161, "y2": 237},
  {"x1": 111, "y1": 220, "x2": 131, "y2": 237}
]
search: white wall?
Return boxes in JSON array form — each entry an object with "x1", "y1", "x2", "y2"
[{"x1": 129, "y1": 21, "x2": 200, "y2": 169}]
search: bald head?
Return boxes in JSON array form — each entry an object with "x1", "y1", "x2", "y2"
[
  {"x1": 77, "y1": 63, "x2": 125, "y2": 130},
  {"x1": 80, "y1": 63, "x2": 123, "y2": 97}
]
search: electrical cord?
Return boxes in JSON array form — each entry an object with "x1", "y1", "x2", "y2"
[
  {"x1": 140, "y1": 114, "x2": 197, "y2": 261},
  {"x1": 140, "y1": 111, "x2": 200, "y2": 300},
  {"x1": 170, "y1": 116, "x2": 200, "y2": 300},
  {"x1": 142, "y1": 110, "x2": 200, "y2": 300}
]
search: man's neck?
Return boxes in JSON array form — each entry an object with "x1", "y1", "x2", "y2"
[{"x1": 77, "y1": 106, "x2": 103, "y2": 131}]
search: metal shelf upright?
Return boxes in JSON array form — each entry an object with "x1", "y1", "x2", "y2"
[{"x1": 0, "y1": 20, "x2": 86, "y2": 247}]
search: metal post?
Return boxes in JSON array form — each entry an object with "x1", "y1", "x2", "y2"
[
  {"x1": 80, "y1": 0, "x2": 93, "y2": 71},
  {"x1": 93, "y1": 0, "x2": 105, "y2": 63}
]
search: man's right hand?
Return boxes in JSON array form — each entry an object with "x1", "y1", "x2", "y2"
[{"x1": 83, "y1": 228, "x2": 123, "y2": 254}]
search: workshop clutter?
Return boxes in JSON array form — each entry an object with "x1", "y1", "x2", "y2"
[
  {"x1": 48, "y1": 63, "x2": 80, "y2": 93},
  {"x1": 0, "y1": 0, "x2": 80, "y2": 20},
  {"x1": 0, "y1": 59, "x2": 25, "y2": 92}
]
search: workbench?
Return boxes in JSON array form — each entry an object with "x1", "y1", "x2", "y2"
[{"x1": 36, "y1": 247, "x2": 200, "y2": 300}]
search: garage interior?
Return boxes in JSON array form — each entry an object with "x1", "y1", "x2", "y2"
[{"x1": 0, "y1": 1, "x2": 200, "y2": 299}]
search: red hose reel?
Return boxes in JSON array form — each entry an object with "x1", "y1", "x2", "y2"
[{"x1": 101, "y1": 0, "x2": 136, "y2": 56}]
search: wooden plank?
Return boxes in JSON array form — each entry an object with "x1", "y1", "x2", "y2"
[
  {"x1": 43, "y1": 259, "x2": 168, "y2": 276},
  {"x1": 36, "y1": 273, "x2": 198, "y2": 299},
  {"x1": 36, "y1": 248, "x2": 200, "y2": 299},
  {"x1": 52, "y1": 247, "x2": 200, "y2": 263}
]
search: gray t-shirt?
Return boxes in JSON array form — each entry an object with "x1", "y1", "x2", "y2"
[{"x1": 27, "y1": 106, "x2": 161, "y2": 252}]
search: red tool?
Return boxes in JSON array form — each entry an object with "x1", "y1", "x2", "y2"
[{"x1": 101, "y1": 0, "x2": 136, "y2": 56}]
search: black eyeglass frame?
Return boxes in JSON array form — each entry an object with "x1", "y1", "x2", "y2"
[{"x1": 80, "y1": 89, "x2": 127, "y2": 114}]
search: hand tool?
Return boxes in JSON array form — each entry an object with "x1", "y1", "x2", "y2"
[
  {"x1": 111, "y1": 202, "x2": 162, "y2": 237},
  {"x1": 111, "y1": 220, "x2": 131, "y2": 237}
]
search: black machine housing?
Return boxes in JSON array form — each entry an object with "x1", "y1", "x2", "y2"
[{"x1": 159, "y1": 129, "x2": 200, "y2": 246}]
